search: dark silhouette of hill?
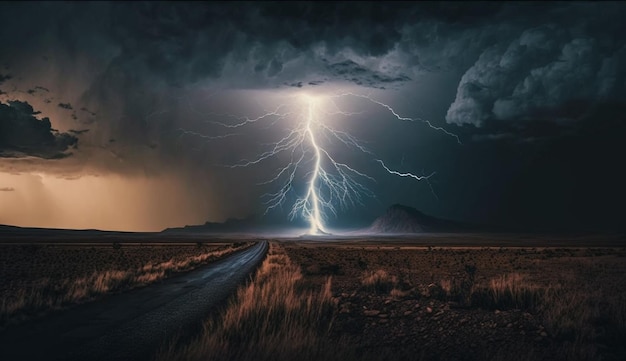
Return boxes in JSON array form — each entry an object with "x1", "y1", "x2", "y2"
[
  {"x1": 368, "y1": 204, "x2": 472, "y2": 234},
  {"x1": 162, "y1": 216, "x2": 273, "y2": 234}
]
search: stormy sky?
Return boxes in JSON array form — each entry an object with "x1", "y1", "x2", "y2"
[{"x1": 0, "y1": 2, "x2": 624, "y2": 232}]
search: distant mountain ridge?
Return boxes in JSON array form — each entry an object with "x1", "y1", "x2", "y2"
[
  {"x1": 368, "y1": 204, "x2": 470, "y2": 234},
  {"x1": 162, "y1": 216, "x2": 266, "y2": 234},
  {"x1": 163, "y1": 204, "x2": 471, "y2": 235}
]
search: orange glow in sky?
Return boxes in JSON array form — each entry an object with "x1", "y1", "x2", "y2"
[{"x1": 0, "y1": 172, "x2": 218, "y2": 231}]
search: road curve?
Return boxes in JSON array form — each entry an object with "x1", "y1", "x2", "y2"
[{"x1": 0, "y1": 240, "x2": 268, "y2": 361}]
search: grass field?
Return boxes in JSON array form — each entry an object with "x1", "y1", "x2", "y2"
[
  {"x1": 2, "y1": 234, "x2": 625, "y2": 361},
  {"x1": 160, "y1": 239, "x2": 626, "y2": 361},
  {"x1": 0, "y1": 241, "x2": 252, "y2": 328}
]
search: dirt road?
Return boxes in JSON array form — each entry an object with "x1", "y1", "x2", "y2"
[{"x1": 0, "y1": 240, "x2": 268, "y2": 361}]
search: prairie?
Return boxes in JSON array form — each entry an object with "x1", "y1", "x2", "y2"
[
  {"x1": 161, "y1": 239, "x2": 626, "y2": 361},
  {"x1": 0, "y1": 241, "x2": 252, "y2": 328}
]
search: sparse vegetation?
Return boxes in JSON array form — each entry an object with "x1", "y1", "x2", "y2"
[
  {"x1": 284, "y1": 243, "x2": 626, "y2": 361},
  {"x1": 4, "y1": 239, "x2": 625, "y2": 361},
  {"x1": 361, "y1": 269, "x2": 398, "y2": 294},
  {"x1": 0, "y1": 242, "x2": 252, "y2": 327},
  {"x1": 436, "y1": 271, "x2": 545, "y2": 310}
]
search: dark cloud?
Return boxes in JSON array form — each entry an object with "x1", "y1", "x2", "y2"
[
  {"x1": 96, "y1": 2, "x2": 436, "y2": 90},
  {"x1": 0, "y1": 73, "x2": 11, "y2": 84},
  {"x1": 0, "y1": 2, "x2": 624, "y2": 231},
  {"x1": 80, "y1": 107, "x2": 96, "y2": 116},
  {"x1": 69, "y1": 129, "x2": 89, "y2": 135},
  {"x1": 326, "y1": 60, "x2": 410, "y2": 89},
  {"x1": 0, "y1": 101, "x2": 78, "y2": 159},
  {"x1": 27, "y1": 86, "x2": 50, "y2": 95},
  {"x1": 445, "y1": 5, "x2": 626, "y2": 128}
]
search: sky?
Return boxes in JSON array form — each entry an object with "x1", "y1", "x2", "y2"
[{"x1": 0, "y1": 2, "x2": 624, "y2": 232}]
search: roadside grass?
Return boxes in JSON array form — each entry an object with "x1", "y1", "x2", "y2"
[
  {"x1": 157, "y1": 243, "x2": 364, "y2": 361},
  {"x1": 0, "y1": 242, "x2": 252, "y2": 327}
]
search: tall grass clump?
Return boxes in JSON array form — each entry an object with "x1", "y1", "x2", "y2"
[
  {"x1": 158, "y1": 243, "x2": 343, "y2": 361},
  {"x1": 435, "y1": 271, "x2": 544, "y2": 310},
  {"x1": 361, "y1": 269, "x2": 398, "y2": 294},
  {"x1": 480, "y1": 273, "x2": 545, "y2": 310}
]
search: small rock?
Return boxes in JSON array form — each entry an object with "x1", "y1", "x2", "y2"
[
  {"x1": 403, "y1": 310, "x2": 413, "y2": 316},
  {"x1": 507, "y1": 323, "x2": 513, "y2": 328},
  {"x1": 379, "y1": 318, "x2": 389, "y2": 324},
  {"x1": 540, "y1": 332, "x2": 548, "y2": 337},
  {"x1": 364, "y1": 310, "x2": 381, "y2": 317},
  {"x1": 378, "y1": 314, "x2": 388, "y2": 318},
  {"x1": 426, "y1": 307, "x2": 433, "y2": 314},
  {"x1": 494, "y1": 309, "x2": 501, "y2": 314}
]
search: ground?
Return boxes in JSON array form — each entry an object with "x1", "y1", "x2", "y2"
[
  {"x1": 282, "y1": 239, "x2": 626, "y2": 361},
  {"x1": 1, "y1": 234, "x2": 625, "y2": 361}
]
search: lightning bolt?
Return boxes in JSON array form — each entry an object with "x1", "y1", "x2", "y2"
[
  {"x1": 303, "y1": 98, "x2": 326, "y2": 234},
  {"x1": 182, "y1": 89, "x2": 458, "y2": 235}
]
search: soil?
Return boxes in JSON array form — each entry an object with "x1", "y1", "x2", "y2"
[{"x1": 282, "y1": 242, "x2": 626, "y2": 361}]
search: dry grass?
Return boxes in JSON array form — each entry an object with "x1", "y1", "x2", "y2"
[
  {"x1": 438, "y1": 270, "x2": 626, "y2": 360},
  {"x1": 484, "y1": 273, "x2": 545, "y2": 310},
  {"x1": 539, "y1": 282, "x2": 626, "y2": 360},
  {"x1": 361, "y1": 269, "x2": 398, "y2": 294},
  {"x1": 158, "y1": 243, "x2": 353, "y2": 361},
  {"x1": 447, "y1": 272, "x2": 548, "y2": 311},
  {"x1": 284, "y1": 244, "x2": 626, "y2": 360},
  {"x1": 0, "y1": 243, "x2": 252, "y2": 326}
]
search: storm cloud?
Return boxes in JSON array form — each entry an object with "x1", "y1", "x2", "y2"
[
  {"x1": 0, "y1": 101, "x2": 78, "y2": 159},
  {"x1": 445, "y1": 5, "x2": 626, "y2": 128},
  {"x1": 0, "y1": 2, "x2": 624, "y2": 231}
]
